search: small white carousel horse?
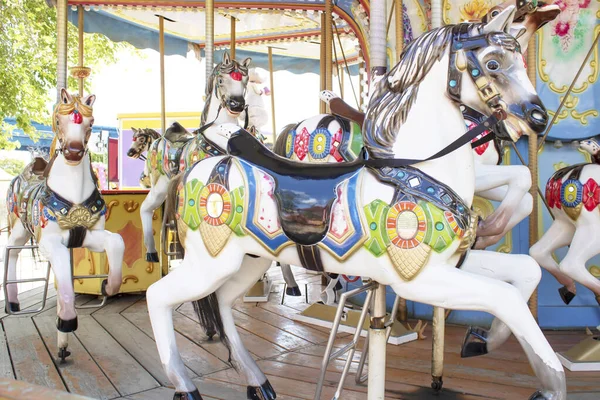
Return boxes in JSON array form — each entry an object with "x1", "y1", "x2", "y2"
[
  {"x1": 127, "y1": 52, "x2": 251, "y2": 263},
  {"x1": 530, "y1": 138, "x2": 600, "y2": 306},
  {"x1": 148, "y1": 8, "x2": 566, "y2": 400},
  {"x1": 4, "y1": 89, "x2": 124, "y2": 361}
]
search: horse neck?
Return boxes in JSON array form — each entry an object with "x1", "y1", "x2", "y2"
[
  {"x1": 390, "y1": 58, "x2": 475, "y2": 206},
  {"x1": 47, "y1": 154, "x2": 96, "y2": 204}
]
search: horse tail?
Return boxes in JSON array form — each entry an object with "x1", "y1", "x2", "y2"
[
  {"x1": 162, "y1": 173, "x2": 185, "y2": 258},
  {"x1": 192, "y1": 294, "x2": 233, "y2": 367},
  {"x1": 273, "y1": 123, "x2": 296, "y2": 157}
]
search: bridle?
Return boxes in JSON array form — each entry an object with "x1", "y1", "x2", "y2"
[{"x1": 132, "y1": 129, "x2": 159, "y2": 161}]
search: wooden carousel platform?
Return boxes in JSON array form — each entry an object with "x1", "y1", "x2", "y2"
[{"x1": 0, "y1": 266, "x2": 598, "y2": 400}]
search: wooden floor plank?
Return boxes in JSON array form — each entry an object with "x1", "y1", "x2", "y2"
[
  {"x1": 2, "y1": 318, "x2": 65, "y2": 391},
  {"x1": 74, "y1": 315, "x2": 159, "y2": 396},
  {"x1": 122, "y1": 386, "x2": 218, "y2": 400},
  {"x1": 193, "y1": 375, "x2": 307, "y2": 400},
  {"x1": 0, "y1": 322, "x2": 14, "y2": 380},
  {"x1": 33, "y1": 316, "x2": 119, "y2": 399}
]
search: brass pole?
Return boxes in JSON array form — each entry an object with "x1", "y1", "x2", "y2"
[
  {"x1": 394, "y1": 0, "x2": 404, "y2": 63},
  {"x1": 527, "y1": 36, "x2": 538, "y2": 319},
  {"x1": 320, "y1": 14, "x2": 327, "y2": 114},
  {"x1": 78, "y1": 6, "x2": 84, "y2": 96},
  {"x1": 325, "y1": 0, "x2": 333, "y2": 100},
  {"x1": 431, "y1": 306, "x2": 445, "y2": 388},
  {"x1": 205, "y1": 0, "x2": 215, "y2": 81},
  {"x1": 359, "y1": 60, "x2": 364, "y2": 111},
  {"x1": 159, "y1": 16, "x2": 166, "y2": 135},
  {"x1": 56, "y1": 0, "x2": 68, "y2": 102},
  {"x1": 230, "y1": 16, "x2": 236, "y2": 59},
  {"x1": 268, "y1": 47, "x2": 276, "y2": 145}
]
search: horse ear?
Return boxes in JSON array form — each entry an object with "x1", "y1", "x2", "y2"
[
  {"x1": 82, "y1": 94, "x2": 96, "y2": 107},
  {"x1": 223, "y1": 51, "x2": 231, "y2": 64},
  {"x1": 482, "y1": 5, "x2": 516, "y2": 34},
  {"x1": 242, "y1": 57, "x2": 252, "y2": 68},
  {"x1": 517, "y1": 5, "x2": 561, "y2": 52},
  {"x1": 60, "y1": 88, "x2": 72, "y2": 104}
]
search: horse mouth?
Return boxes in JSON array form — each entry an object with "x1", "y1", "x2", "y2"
[{"x1": 504, "y1": 119, "x2": 524, "y2": 141}]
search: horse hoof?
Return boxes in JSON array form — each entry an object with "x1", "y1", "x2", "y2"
[
  {"x1": 285, "y1": 286, "x2": 301, "y2": 296},
  {"x1": 56, "y1": 316, "x2": 78, "y2": 333},
  {"x1": 558, "y1": 286, "x2": 576, "y2": 305},
  {"x1": 247, "y1": 379, "x2": 276, "y2": 400},
  {"x1": 173, "y1": 389, "x2": 203, "y2": 400},
  {"x1": 58, "y1": 347, "x2": 71, "y2": 364},
  {"x1": 461, "y1": 326, "x2": 489, "y2": 358},
  {"x1": 334, "y1": 280, "x2": 343, "y2": 291},
  {"x1": 205, "y1": 329, "x2": 217, "y2": 341},
  {"x1": 431, "y1": 376, "x2": 443, "y2": 392},
  {"x1": 101, "y1": 279, "x2": 109, "y2": 297},
  {"x1": 5, "y1": 302, "x2": 20, "y2": 313},
  {"x1": 146, "y1": 252, "x2": 159, "y2": 263},
  {"x1": 528, "y1": 390, "x2": 552, "y2": 400}
]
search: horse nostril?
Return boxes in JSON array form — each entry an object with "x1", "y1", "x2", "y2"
[{"x1": 531, "y1": 110, "x2": 546, "y2": 123}]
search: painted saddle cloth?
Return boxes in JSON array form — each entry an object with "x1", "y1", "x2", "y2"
[
  {"x1": 546, "y1": 163, "x2": 600, "y2": 221},
  {"x1": 176, "y1": 131, "x2": 475, "y2": 281}
]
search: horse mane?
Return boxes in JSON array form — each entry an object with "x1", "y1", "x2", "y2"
[
  {"x1": 363, "y1": 24, "x2": 461, "y2": 158},
  {"x1": 164, "y1": 122, "x2": 192, "y2": 143},
  {"x1": 200, "y1": 58, "x2": 249, "y2": 126}
]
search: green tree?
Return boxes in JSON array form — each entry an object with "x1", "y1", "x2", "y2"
[
  {"x1": 0, "y1": 1, "x2": 136, "y2": 149},
  {"x1": 0, "y1": 159, "x2": 26, "y2": 177}
]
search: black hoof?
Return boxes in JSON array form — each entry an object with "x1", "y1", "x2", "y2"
[
  {"x1": 461, "y1": 326, "x2": 489, "y2": 358},
  {"x1": 431, "y1": 376, "x2": 443, "y2": 392},
  {"x1": 528, "y1": 391, "x2": 549, "y2": 400},
  {"x1": 334, "y1": 280, "x2": 343, "y2": 291},
  {"x1": 56, "y1": 316, "x2": 78, "y2": 333},
  {"x1": 558, "y1": 286, "x2": 576, "y2": 305},
  {"x1": 58, "y1": 347, "x2": 71, "y2": 364},
  {"x1": 285, "y1": 286, "x2": 302, "y2": 296},
  {"x1": 101, "y1": 279, "x2": 109, "y2": 297},
  {"x1": 173, "y1": 389, "x2": 203, "y2": 400},
  {"x1": 5, "y1": 302, "x2": 20, "y2": 313},
  {"x1": 247, "y1": 379, "x2": 276, "y2": 400},
  {"x1": 146, "y1": 252, "x2": 159, "y2": 263},
  {"x1": 205, "y1": 329, "x2": 217, "y2": 341}
]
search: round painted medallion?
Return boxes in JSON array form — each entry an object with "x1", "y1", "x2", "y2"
[
  {"x1": 561, "y1": 179, "x2": 582, "y2": 207},
  {"x1": 309, "y1": 130, "x2": 331, "y2": 159},
  {"x1": 285, "y1": 131, "x2": 295, "y2": 159},
  {"x1": 386, "y1": 202, "x2": 427, "y2": 249},
  {"x1": 199, "y1": 183, "x2": 231, "y2": 226}
]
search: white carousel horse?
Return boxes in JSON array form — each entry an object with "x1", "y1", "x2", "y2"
[
  {"x1": 530, "y1": 138, "x2": 600, "y2": 306},
  {"x1": 4, "y1": 89, "x2": 124, "y2": 361},
  {"x1": 127, "y1": 51, "x2": 251, "y2": 263},
  {"x1": 147, "y1": 9, "x2": 566, "y2": 400}
]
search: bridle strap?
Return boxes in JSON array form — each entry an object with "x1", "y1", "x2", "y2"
[{"x1": 364, "y1": 109, "x2": 506, "y2": 168}]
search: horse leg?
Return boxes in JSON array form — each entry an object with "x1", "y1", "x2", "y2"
[
  {"x1": 530, "y1": 218, "x2": 577, "y2": 304},
  {"x1": 279, "y1": 263, "x2": 301, "y2": 296},
  {"x1": 216, "y1": 255, "x2": 275, "y2": 399},
  {"x1": 4, "y1": 221, "x2": 30, "y2": 312},
  {"x1": 391, "y1": 264, "x2": 566, "y2": 400},
  {"x1": 475, "y1": 164, "x2": 531, "y2": 237},
  {"x1": 39, "y1": 234, "x2": 77, "y2": 361},
  {"x1": 558, "y1": 221, "x2": 600, "y2": 304},
  {"x1": 474, "y1": 189, "x2": 533, "y2": 249},
  {"x1": 81, "y1": 230, "x2": 125, "y2": 296},
  {"x1": 458, "y1": 251, "x2": 541, "y2": 357},
  {"x1": 146, "y1": 246, "x2": 245, "y2": 397},
  {"x1": 141, "y1": 176, "x2": 169, "y2": 262}
]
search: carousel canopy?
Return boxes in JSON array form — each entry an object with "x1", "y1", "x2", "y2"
[{"x1": 66, "y1": 0, "x2": 367, "y2": 74}]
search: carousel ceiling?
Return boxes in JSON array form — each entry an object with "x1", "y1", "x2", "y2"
[{"x1": 66, "y1": 1, "x2": 366, "y2": 71}]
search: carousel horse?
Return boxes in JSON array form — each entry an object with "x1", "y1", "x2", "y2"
[
  {"x1": 4, "y1": 89, "x2": 124, "y2": 361},
  {"x1": 530, "y1": 138, "x2": 600, "y2": 306},
  {"x1": 148, "y1": 9, "x2": 566, "y2": 400},
  {"x1": 128, "y1": 51, "x2": 251, "y2": 263}
]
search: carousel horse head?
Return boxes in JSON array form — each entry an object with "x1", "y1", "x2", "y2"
[
  {"x1": 580, "y1": 139, "x2": 600, "y2": 157},
  {"x1": 127, "y1": 127, "x2": 160, "y2": 159},
  {"x1": 201, "y1": 52, "x2": 252, "y2": 125},
  {"x1": 364, "y1": 6, "x2": 548, "y2": 157},
  {"x1": 51, "y1": 88, "x2": 95, "y2": 165}
]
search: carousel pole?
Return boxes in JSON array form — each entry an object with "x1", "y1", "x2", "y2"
[
  {"x1": 56, "y1": 0, "x2": 68, "y2": 102},
  {"x1": 325, "y1": 0, "x2": 333, "y2": 94},
  {"x1": 230, "y1": 16, "x2": 236, "y2": 59},
  {"x1": 205, "y1": 0, "x2": 215, "y2": 82},
  {"x1": 268, "y1": 46, "x2": 277, "y2": 144},
  {"x1": 429, "y1": 0, "x2": 445, "y2": 390},
  {"x1": 77, "y1": 7, "x2": 84, "y2": 96},
  {"x1": 320, "y1": 14, "x2": 327, "y2": 114},
  {"x1": 368, "y1": 0, "x2": 388, "y2": 398},
  {"x1": 158, "y1": 16, "x2": 166, "y2": 134},
  {"x1": 527, "y1": 35, "x2": 539, "y2": 319}
]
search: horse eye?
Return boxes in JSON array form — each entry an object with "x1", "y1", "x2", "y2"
[
  {"x1": 486, "y1": 60, "x2": 500, "y2": 71},
  {"x1": 491, "y1": 10, "x2": 500, "y2": 17}
]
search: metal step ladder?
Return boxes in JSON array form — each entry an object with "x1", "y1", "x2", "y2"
[
  {"x1": 3, "y1": 244, "x2": 108, "y2": 315},
  {"x1": 313, "y1": 280, "x2": 378, "y2": 400}
]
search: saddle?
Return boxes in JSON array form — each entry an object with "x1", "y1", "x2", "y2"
[{"x1": 228, "y1": 129, "x2": 365, "y2": 245}]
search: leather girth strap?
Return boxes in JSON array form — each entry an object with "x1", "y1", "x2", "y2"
[
  {"x1": 67, "y1": 226, "x2": 87, "y2": 248},
  {"x1": 296, "y1": 244, "x2": 325, "y2": 273}
]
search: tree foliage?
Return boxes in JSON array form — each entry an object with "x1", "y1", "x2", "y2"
[
  {"x1": 0, "y1": 158, "x2": 26, "y2": 177},
  {"x1": 0, "y1": 1, "x2": 135, "y2": 149}
]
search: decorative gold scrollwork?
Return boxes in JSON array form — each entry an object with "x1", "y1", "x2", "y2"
[
  {"x1": 122, "y1": 275, "x2": 139, "y2": 284},
  {"x1": 146, "y1": 263, "x2": 154, "y2": 274},
  {"x1": 105, "y1": 200, "x2": 119, "y2": 221},
  {"x1": 123, "y1": 200, "x2": 140, "y2": 213},
  {"x1": 571, "y1": 109, "x2": 599, "y2": 125}
]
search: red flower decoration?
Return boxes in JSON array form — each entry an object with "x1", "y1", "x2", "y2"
[
  {"x1": 294, "y1": 127, "x2": 309, "y2": 160},
  {"x1": 230, "y1": 71, "x2": 243, "y2": 81},
  {"x1": 553, "y1": 179, "x2": 562, "y2": 209},
  {"x1": 70, "y1": 110, "x2": 83, "y2": 124},
  {"x1": 580, "y1": 0, "x2": 591, "y2": 8},
  {"x1": 546, "y1": 179, "x2": 555, "y2": 208},
  {"x1": 555, "y1": 0, "x2": 567, "y2": 11},
  {"x1": 330, "y1": 129, "x2": 344, "y2": 162},
  {"x1": 554, "y1": 21, "x2": 570, "y2": 37},
  {"x1": 583, "y1": 178, "x2": 600, "y2": 211},
  {"x1": 468, "y1": 121, "x2": 490, "y2": 156}
]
